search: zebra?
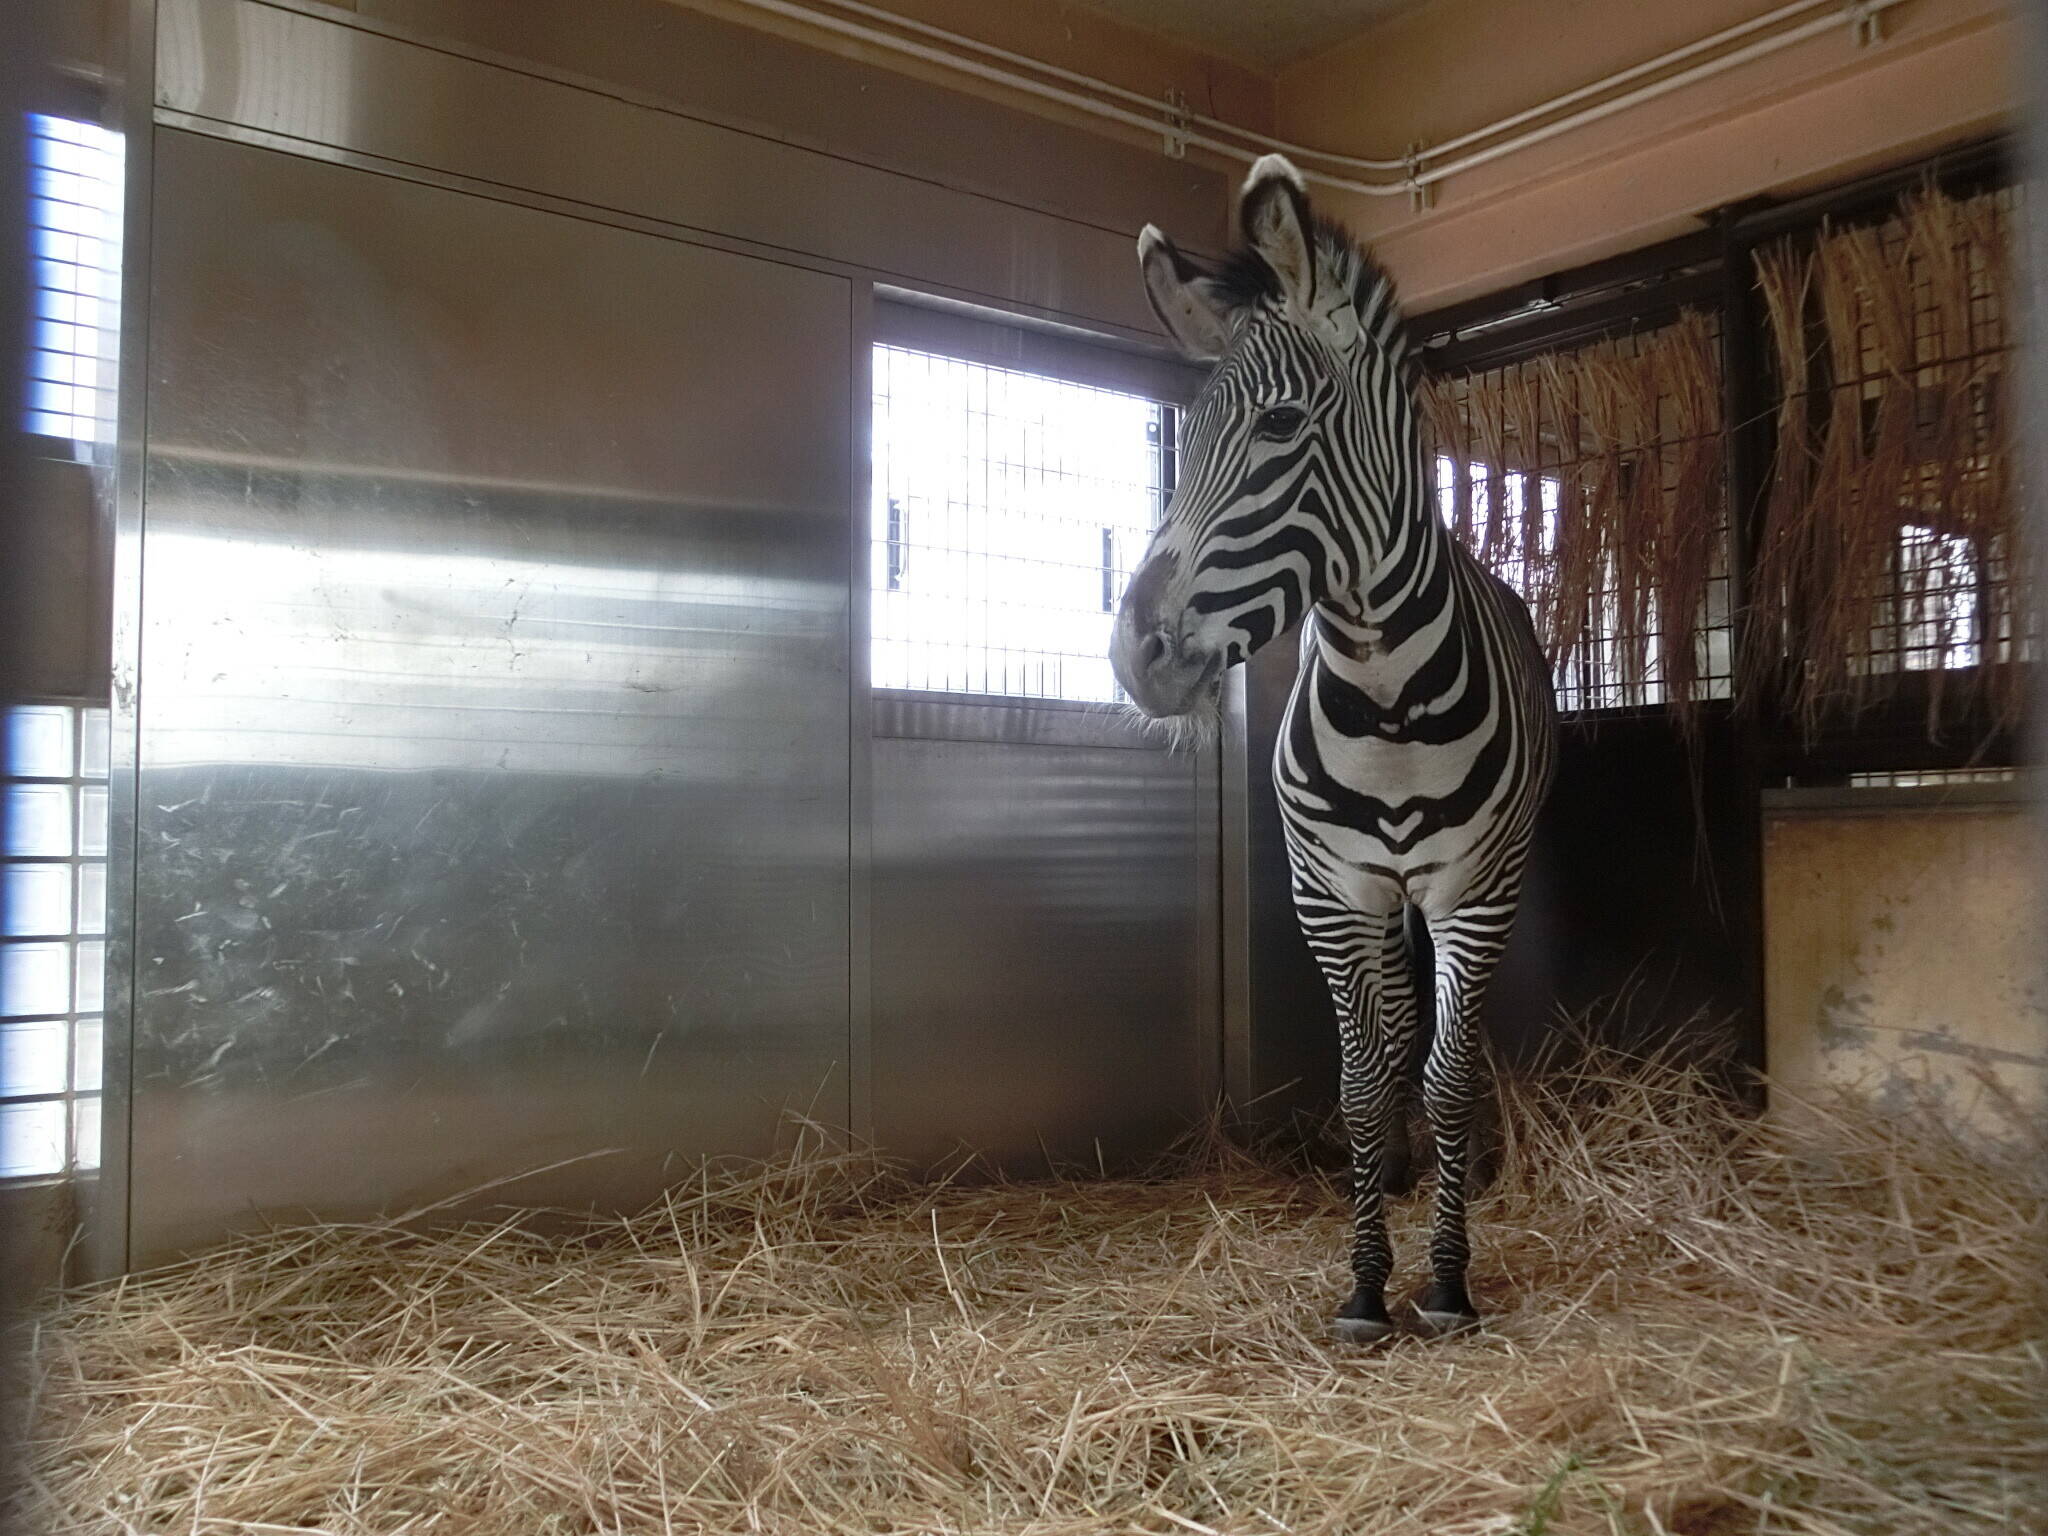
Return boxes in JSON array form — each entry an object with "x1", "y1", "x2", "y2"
[{"x1": 1110, "y1": 155, "x2": 1558, "y2": 1343}]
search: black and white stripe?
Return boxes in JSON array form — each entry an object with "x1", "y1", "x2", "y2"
[{"x1": 1112, "y1": 155, "x2": 1558, "y2": 1342}]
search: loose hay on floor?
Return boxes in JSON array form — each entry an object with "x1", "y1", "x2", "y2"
[{"x1": 12, "y1": 1048, "x2": 2044, "y2": 1535}]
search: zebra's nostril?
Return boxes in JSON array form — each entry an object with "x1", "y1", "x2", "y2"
[{"x1": 1138, "y1": 632, "x2": 1169, "y2": 671}]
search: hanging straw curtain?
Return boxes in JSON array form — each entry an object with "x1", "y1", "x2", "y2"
[
  {"x1": 1419, "y1": 311, "x2": 1726, "y2": 736},
  {"x1": 1747, "y1": 183, "x2": 2026, "y2": 738}
]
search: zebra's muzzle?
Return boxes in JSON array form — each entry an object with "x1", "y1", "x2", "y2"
[
  {"x1": 1113, "y1": 548, "x2": 1225, "y2": 719},
  {"x1": 1112, "y1": 625, "x2": 1222, "y2": 721}
]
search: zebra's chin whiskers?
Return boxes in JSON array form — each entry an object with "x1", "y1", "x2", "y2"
[{"x1": 1117, "y1": 691, "x2": 1222, "y2": 754}]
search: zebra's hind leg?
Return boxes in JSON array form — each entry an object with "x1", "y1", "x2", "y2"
[{"x1": 1412, "y1": 898, "x2": 1516, "y2": 1336}]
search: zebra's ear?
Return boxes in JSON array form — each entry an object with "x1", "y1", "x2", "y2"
[
  {"x1": 1138, "y1": 224, "x2": 1232, "y2": 362},
  {"x1": 1239, "y1": 154, "x2": 1315, "y2": 310}
]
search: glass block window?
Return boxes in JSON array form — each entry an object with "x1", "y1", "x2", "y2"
[
  {"x1": 25, "y1": 112, "x2": 124, "y2": 452},
  {"x1": 2, "y1": 703, "x2": 109, "y2": 1179},
  {"x1": 870, "y1": 344, "x2": 1175, "y2": 702}
]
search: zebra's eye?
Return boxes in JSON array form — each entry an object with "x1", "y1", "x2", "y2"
[{"x1": 1253, "y1": 405, "x2": 1308, "y2": 441}]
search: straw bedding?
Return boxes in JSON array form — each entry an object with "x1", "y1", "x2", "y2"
[{"x1": 11, "y1": 1046, "x2": 2044, "y2": 1535}]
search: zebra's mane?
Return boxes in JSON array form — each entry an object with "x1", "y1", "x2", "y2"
[{"x1": 1204, "y1": 215, "x2": 1412, "y2": 371}]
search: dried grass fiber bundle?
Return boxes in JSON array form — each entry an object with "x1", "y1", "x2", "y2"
[
  {"x1": 1419, "y1": 365, "x2": 1476, "y2": 547},
  {"x1": 1748, "y1": 183, "x2": 2026, "y2": 737},
  {"x1": 1750, "y1": 239, "x2": 1817, "y2": 702},
  {"x1": 1421, "y1": 314, "x2": 1725, "y2": 732},
  {"x1": 13, "y1": 1046, "x2": 2042, "y2": 1535}
]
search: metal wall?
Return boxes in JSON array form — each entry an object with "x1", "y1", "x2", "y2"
[
  {"x1": 870, "y1": 699, "x2": 1211, "y2": 1176},
  {"x1": 151, "y1": 0, "x2": 1223, "y2": 343},
  {"x1": 131, "y1": 128, "x2": 855, "y2": 1259},
  {"x1": 99, "y1": 0, "x2": 1225, "y2": 1268}
]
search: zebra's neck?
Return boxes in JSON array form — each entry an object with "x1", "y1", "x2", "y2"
[{"x1": 1314, "y1": 394, "x2": 1457, "y2": 664}]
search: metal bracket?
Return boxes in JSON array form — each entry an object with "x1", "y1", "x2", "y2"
[
  {"x1": 1161, "y1": 89, "x2": 1188, "y2": 160},
  {"x1": 1848, "y1": 1, "x2": 1884, "y2": 47},
  {"x1": 1406, "y1": 143, "x2": 1434, "y2": 212}
]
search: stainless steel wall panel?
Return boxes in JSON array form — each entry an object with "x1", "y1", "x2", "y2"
[
  {"x1": 130, "y1": 129, "x2": 852, "y2": 1261},
  {"x1": 352, "y1": 0, "x2": 1228, "y2": 253},
  {"x1": 871, "y1": 737, "x2": 1203, "y2": 1173},
  {"x1": 156, "y1": 0, "x2": 1178, "y2": 339},
  {"x1": 872, "y1": 691, "x2": 1165, "y2": 751},
  {"x1": 846, "y1": 279, "x2": 876, "y2": 1151},
  {"x1": 92, "y1": 0, "x2": 160, "y2": 1281}
]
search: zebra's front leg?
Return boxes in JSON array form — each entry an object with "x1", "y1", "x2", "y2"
[
  {"x1": 1332, "y1": 1000, "x2": 1403, "y2": 1343},
  {"x1": 1414, "y1": 902, "x2": 1513, "y2": 1335},
  {"x1": 1306, "y1": 901, "x2": 1406, "y2": 1344}
]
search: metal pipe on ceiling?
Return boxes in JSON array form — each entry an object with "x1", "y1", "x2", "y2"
[
  {"x1": 1381, "y1": 0, "x2": 1859, "y2": 169},
  {"x1": 1417, "y1": 0, "x2": 1908, "y2": 189},
  {"x1": 716, "y1": 0, "x2": 1911, "y2": 199},
  {"x1": 753, "y1": 0, "x2": 1848, "y2": 176},
  {"x1": 719, "y1": 0, "x2": 1408, "y2": 170}
]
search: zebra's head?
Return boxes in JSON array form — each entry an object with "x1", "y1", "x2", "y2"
[{"x1": 1111, "y1": 154, "x2": 1411, "y2": 723}]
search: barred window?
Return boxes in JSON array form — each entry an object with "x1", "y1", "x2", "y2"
[
  {"x1": 1424, "y1": 312, "x2": 1734, "y2": 718},
  {"x1": 1854, "y1": 189, "x2": 2020, "y2": 680},
  {"x1": 869, "y1": 344, "x2": 1175, "y2": 703},
  {"x1": 1752, "y1": 181, "x2": 2027, "y2": 730}
]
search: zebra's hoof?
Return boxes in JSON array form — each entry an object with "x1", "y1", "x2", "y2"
[
  {"x1": 1411, "y1": 1305, "x2": 1481, "y2": 1338},
  {"x1": 1331, "y1": 1315, "x2": 1396, "y2": 1345},
  {"x1": 1411, "y1": 1281, "x2": 1481, "y2": 1337},
  {"x1": 1332, "y1": 1288, "x2": 1395, "y2": 1345}
]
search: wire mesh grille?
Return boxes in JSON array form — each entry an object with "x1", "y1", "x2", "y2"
[
  {"x1": 1426, "y1": 315, "x2": 1734, "y2": 715},
  {"x1": 1749, "y1": 178, "x2": 2029, "y2": 740},
  {"x1": 1836, "y1": 186, "x2": 2022, "y2": 680},
  {"x1": 869, "y1": 345, "x2": 1173, "y2": 702}
]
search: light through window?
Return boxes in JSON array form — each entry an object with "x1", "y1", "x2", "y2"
[
  {"x1": 1848, "y1": 766, "x2": 2017, "y2": 789},
  {"x1": 24, "y1": 113, "x2": 123, "y2": 451},
  {"x1": 1877, "y1": 523, "x2": 1982, "y2": 672},
  {"x1": 869, "y1": 345, "x2": 1174, "y2": 702},
  {"x1": 2, "y1": 704, "x2": 108, "y2": 1179},
  {"x1": 1434, "y1": 453, "x2": 1734, "y2": 713},
  {"x1": 1436, "y1": 456, "x2": 1562, "y2": 608}
]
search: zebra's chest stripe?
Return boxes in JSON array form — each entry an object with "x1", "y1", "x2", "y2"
[{"x1": 1378, "y1": 807, "x2": 1428, "y2": 843}]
